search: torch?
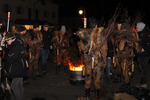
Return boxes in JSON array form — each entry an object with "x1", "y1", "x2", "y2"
[{"x1": 7, "y1": 12, "x2": 10, "y2": 32}]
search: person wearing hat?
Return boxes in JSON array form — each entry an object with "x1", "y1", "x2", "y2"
[
  {"x1": 40, "y1": 23, "x2": 53, "y2": 74},
  {"x1": 17, "y1": 26, "x2": 31, "y2": 83},
  {"x1": 5, "y1": 33, "x2": 27, "y2": 100},
  {"x1": 17, "y1": 26, "x2": 29, "y2": 57},
  {"x1": 136, "y1": 22, "x2": 150, "y2": 88},
  {"x1": 18, "y1": 26, "x2": 27, "y2": 35},
  {"x1": 59, "y1": 25, "x2": 70, "y2": 75},
  {"x1": 27, "y1": 23, "x2": 42, "y2": 78}
]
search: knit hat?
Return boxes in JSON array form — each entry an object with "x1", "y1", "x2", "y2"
[
  {"x1": 5, "y1": 33, "x2": 15, "y2": 41},
  {"x1": 33, "y1": 23, "x2": 39, "y2": 28},
  {"x1": 18, "y1": 26, "x2": 26, "y2": 32},
  {"x1": 137, "y1": 22, "x2": 146, "y2": 32},
  {"x1": 43, "y1": 22, "x2": 49, "y2": 27},
  {"x1": 60, "y1": 25, "x2": 66, "y2": 33}
]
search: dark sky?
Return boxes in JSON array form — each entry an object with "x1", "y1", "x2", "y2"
[{"x1": 53, "y1": 0, "x2": 150, "y2": 22}]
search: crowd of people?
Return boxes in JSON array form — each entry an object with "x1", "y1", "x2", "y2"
[
  {"x1": 0, "y1": 15, "x2": 149, "y2": 100},
  {"x1": 0, "y1": 19, "x2": 54, "y2": 100}
]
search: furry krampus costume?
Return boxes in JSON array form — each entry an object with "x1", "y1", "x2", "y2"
[
  {"x1": 112, "y1": 23, "x2": 139, "y2": 84},
  {"x1": 77, "y1": 26, "x2": 107, "y2": 98}
]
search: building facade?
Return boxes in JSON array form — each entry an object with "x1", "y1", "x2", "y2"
[{"x1": 0, "y1": 0, "x2": 58, "y2": 25}]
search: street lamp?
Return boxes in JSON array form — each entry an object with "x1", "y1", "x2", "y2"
[
  {"x1": 79, "y1": 9, "x2": 87, "y2": 28},
  {"x1": 79, "y1": 10, "x2": 83, "y2": 15}
]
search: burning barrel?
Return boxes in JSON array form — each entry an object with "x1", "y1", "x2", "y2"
[
  {"x1": 69, "y1": 70, "x2": 85, "y2": 85},
  {"x1": 68, "y1": 60, "x2": 85, "y2": 85}
]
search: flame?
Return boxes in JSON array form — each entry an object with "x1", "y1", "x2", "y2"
[{"x1": 68, "y1": 60, "x2": 84, "y2": 71}]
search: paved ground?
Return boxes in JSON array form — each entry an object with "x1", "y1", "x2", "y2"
[{"x1": 24, "y1": 52, "x2": 150, "y2": 100}]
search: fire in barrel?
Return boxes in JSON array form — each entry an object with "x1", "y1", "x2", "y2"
[{"x1": 68, "y1": 60, "x2": 85, "y2": 85}]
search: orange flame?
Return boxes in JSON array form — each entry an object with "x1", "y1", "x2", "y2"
[{"x1": 68, "y1": 60, "x2": 84, "y2": 71}]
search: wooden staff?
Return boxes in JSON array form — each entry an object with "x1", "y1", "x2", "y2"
[
  {"x1": 132, "y1": 61, "x2": 134, "y2": 72},
  {"x1": 26, "y1": 60, "x2": 29, "y2": 68},
  {"x1": 82, "y1": 67, "x2": 85, "y2": 76},
  {"x1": 123, "y1": 61, "x2": 126, "y2": 71},
  {"x1": 92, "y1": 57, "x2": 94, "y2": 69}
]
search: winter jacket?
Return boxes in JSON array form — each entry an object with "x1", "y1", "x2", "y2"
[
  {"x1": 41, "y1": 29, "x2": 53, "y2": 49},
  {"x1": 5, "y1": 38, "x2": 27, "y2": 79},
  {"x1": 107, "y1": 39, "x2": 113, "y2": 58},
  {"x1": 138, "y1": 27, "x2": 150, "y2": 56}
]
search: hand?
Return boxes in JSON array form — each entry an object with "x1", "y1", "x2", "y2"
[
  {"x1": 107, "y1": 57, "x2": 111, "y2": 59},
  {"x1": 3, "y1": 32, "x2": 6, "y2": 37},
  {"x1": 50, "y1": 45, "x2": 53, "y2": 49},
  {"x1": 116, "y1": 48, "x2": 119, "y2": 52},
  {"x1": 141, "y1": 48, "x2": 145, "y2": 52}
]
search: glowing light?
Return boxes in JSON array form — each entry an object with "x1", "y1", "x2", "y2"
[
  {"x1": 68, "y1": 60, "x2": 84, "y2": 71},
  {"x1": 79, "y1": 10, "x2": 83, "y2": 15}
]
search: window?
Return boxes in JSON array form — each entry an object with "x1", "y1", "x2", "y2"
[
  {"x1": 44, "y1": 10, "x2": 49, "y2": 17},
  {"x1": 52, "y1": 11, "x2": 56, "y2": 18},
  {"x1": 3, "y1": 4, "x2": 11, "y2": 13},
  {"x1": 35, "y1": 9, "x2": 39, "y2": 20},
  {"x1": 16, "y1": 6, "x2": 24, "y2": 14},
  {"x1": 28, "y1": 8, "x2": 32, "y2": 20},
  {"x1": 41, "y1": 0, "x2": 46, "y2": 5}
]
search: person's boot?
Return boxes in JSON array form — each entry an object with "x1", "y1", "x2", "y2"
[
  {"x1": 117, "y1": 74, "x2": 121, "y2": 82},
  {"x1": 35, "y1": 69, "x2": 40, "y2": 77},
  {"x1": 85, "y1": 88, "x2": 90, "y2": 97},
  {"x1": 55, "y1": 65, "x2": 60, "y2": 74},
  {"x1": 95, "y1": 89, "x2": 100, "y2": 98}
]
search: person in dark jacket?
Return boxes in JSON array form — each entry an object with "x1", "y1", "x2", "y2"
[
  {"x1": 40, "y1": 23, "x2": 53, "y2": 74},
  {"x1": 100, "y1": 37, "x2": 113, "y2": 84},
  {"x1": 136, "y1": 22, "x2": 150, "y2": 88},
  {"x1": 5, "y1": 33, "x2": 27, "y2": 100}
]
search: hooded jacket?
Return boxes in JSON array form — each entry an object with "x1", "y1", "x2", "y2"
[{"x1": 5, "y1": 38, "x2": 27, "y2": 78}]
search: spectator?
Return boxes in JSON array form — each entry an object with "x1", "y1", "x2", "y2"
[
  {"x1": 102, "y1": 37, "x2": 114, "y2": 84},
  {"x1": 40, "y1": 23, "x2": 53, "y2": 74},
  {"x1": 136, "y1": 22, "x2": 150, "y2": 88},
  {"x1": 5, "y1": 33, "x2": 27, "y2": 100}
]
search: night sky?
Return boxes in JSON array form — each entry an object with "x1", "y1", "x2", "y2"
[{"x1": 53, "y1": 0, "x2": 150, "y2": 24}]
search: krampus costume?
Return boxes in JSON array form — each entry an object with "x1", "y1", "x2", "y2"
[
  {"x1": 77, "y1": 26, "x2": 107, "y2": 98},
  {"x1": 112, "y1": 23, "x2": 139, "y2": 84},
  {"x1": 27, "y1": 24, "x2": 42, "y2": 77},
  {"x1": 52, "y1": 26, "x2": 70, "y2": 74}
]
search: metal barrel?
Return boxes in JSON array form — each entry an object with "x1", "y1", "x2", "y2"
[{"x1": 69, "y1": 71, "x2": 85, "y2": 86}]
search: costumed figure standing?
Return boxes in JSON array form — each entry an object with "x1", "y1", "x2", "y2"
[
  {"x1": 77, "y1": 26, "x2": 107, "y2": 98},
  {"x1": 52, "y1": 25, "x2": 70, "y2": 75},
  {"x1": 28, "y1": 23, "x2": 42, "y2": 78},
  {"x1": 112, "y1": 23, "x2": 139, "y2": 84}
]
